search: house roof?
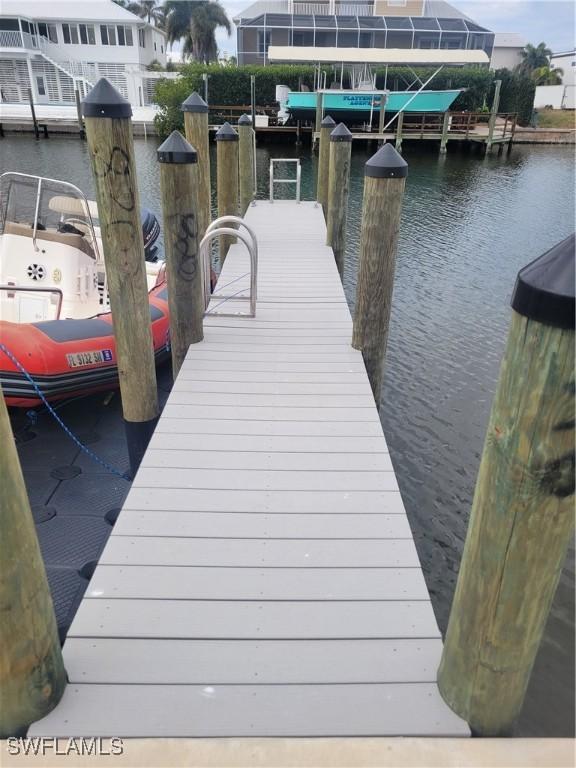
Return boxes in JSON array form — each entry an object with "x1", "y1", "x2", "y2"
[
  {"x1": 1, "y1": 0, "x2": 148, "y2": 25},
  {"x1": 268, "y1": 45, "x2": 489, "y2": 65},
  {"x1": 422, "y1": 1, "x2": 472, "y2": 21},
  {"x1": 551, "y1": 50, "x2": 576, "y2": 58},
  {"x1": 493, "y1": 32, "x2": 526, "y2": 48}
]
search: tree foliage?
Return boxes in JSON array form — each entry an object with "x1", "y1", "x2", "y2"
[
  {"x1": 531, "y1": 65, "x2": 563, "y2": 86},
  {"x1": 494, "y1": 68, "x2": 536, "y2": 126},
  {"x1": 164, "y1": 1, "x2": 231, "y2": 64},
  {"x1": 516, "y1": 42, "x2": 553, "y2": 75}
]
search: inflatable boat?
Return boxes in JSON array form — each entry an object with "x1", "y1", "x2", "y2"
[{"x1": 0, "y1": 172, "x2": 169, "y2": 408}]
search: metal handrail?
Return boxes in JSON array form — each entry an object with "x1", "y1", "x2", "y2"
[
  {"x1": 0, "y1": 171, "x2": 101, "y2": 261},
  {"x1": 0, "y1": 284, "x2": 64, "y2": 319},
  {"x1": 269, "y1": 159, "x2": 301, "y2": 203},
  {"x1": 199, "y1": 219, "x2": 258, "y2": 318}
]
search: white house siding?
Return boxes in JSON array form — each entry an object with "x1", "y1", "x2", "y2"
[
  {"x1": 490, "y1": 46, "x2": 523, "y2": 70},
  {"x1": 551, "y1": 52, "x2": 575, "y2": 88},
  {"x1": 0, "y1": 1, "x2": 167, "y2": 107}
]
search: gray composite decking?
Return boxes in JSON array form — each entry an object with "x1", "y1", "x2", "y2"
[{"x1": 30, "y1": 201, "x2": 468, "y2": 737}]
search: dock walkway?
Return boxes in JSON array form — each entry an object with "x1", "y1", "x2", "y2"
[{"x1": 31, "y1": 201, "x2": 468, "y2": 737}]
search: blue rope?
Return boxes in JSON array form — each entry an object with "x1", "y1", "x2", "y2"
[{"x1": 1, "y1": 342, "x2": 130, "y2": 480}]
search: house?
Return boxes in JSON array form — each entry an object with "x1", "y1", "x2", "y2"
[
  {"x1": 489, "y1": 32, "x2": 525, "y2": 71},
  {"x1": 0, "y1": 0, "x2": 168, "y2": 108},
  {"x1": 534, "y1": 50, "x2": 576, "y2": 110},
  {"x1": 234, "y1": 0, "x2": 495, "y2": 66}
]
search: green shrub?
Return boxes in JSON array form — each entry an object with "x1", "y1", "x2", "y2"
[{"x1": 493, "y1": 68, "x2": 536, "y2": 126}]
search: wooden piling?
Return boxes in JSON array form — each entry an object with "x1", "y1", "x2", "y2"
[
  {"x1": 326, "y1": 123, "x2": 352, "y2": 278},
  {"x1": 440, "y1": 111, "x2": 450, "y2": 154},
  {"x1": 215, "y1": 121, "x2": 239, "y2": 264},
  {"x1": 316, "y1": 115, "x2": 335, "y2": 215},
  {"x1": 437, "y1": 234, "x2": 575, "y2": 736},
  {"x1": 238, "y1": 114, "x2": 255, "y2": 216},
  {"x1": 250, "y1": 75, "x2": 256, "y2": 128},
  {"x1": 0, "y1": 390, "x2": 66, "y2": 737},
  {"x1": 315, "y1": 90, "x2": 324, "y2": 134},
  {"x1": 28, "y1": 88, "x2": 39, "y2": 140},
  {"x1": 486, "y1": 78, "x2": 502, "y2": 153},
  {"x1": 395, "y1": 111, "x2": 404, "y2": 152},
  {"x1": 182, "y1": 92, "x2": 211, "y2": 243},
  {"x1": 82, "y1": 78, "x2": 159, "y2": 475},
  {"x1": 352, "y1": 144, "x2": 408, "y2": 403},
  {"x1": 75, "y1": 88, "x2": 85, "y2": 139},
  {"x1": 158, "y1": 131, "x2": 203, "y2": 379}
]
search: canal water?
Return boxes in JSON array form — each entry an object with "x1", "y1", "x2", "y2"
[{"x1": 1, "y1": 134, "x2": 574, "y2": 736}]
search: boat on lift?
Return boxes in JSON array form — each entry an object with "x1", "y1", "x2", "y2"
[
  {"x1": 269, "y1": 46, "x2": 489, "y2": 126},
  {"x1": 0, "y1": 172, "x2": 169, "y2": 407}
]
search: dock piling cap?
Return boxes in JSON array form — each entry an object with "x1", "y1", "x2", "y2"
[
  {"x1": 321, "y1": 115, "x2": 336, "y2": 128},
  {"x1": 511, "y1": 233, "x2": 575, "y2": 330},
  {"x1": 331, "y1": 123, "x2": 353, "y2": 142},
  {"x1": 157, "y1": 130, "x2": 197, "y2": 164},
  {"x1": 238, "y1": 114, "x2": 252, "y2": 125},
  {"x1": 215, "y1": 122, "x2": 239, "y2": 141},
  {"x1": 82, "y1": 78, "x2": 132, "y2": 119},
  {"x1": 365, "y1": 143, "x2": 408, "y2": 179},
  {"x1": 181, "y1": 91, "x2": 209, "y2": 113}
]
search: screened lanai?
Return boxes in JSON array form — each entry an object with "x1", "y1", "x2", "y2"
[{"x1": 236, "y1": 14, "x2": 495, "y2": 64}]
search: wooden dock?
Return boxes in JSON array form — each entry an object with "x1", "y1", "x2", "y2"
[{"x1": 30, "y1": 201, "x2": 468, "y2": 738}]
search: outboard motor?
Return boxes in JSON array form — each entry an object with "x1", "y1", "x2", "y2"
[{"x1": 141, "y1": 208, "x2": 161, "y2": 262}]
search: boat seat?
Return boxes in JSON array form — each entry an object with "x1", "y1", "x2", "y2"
[{"x1": 3, "y1": 221, "x2": 96, "y2": 260}]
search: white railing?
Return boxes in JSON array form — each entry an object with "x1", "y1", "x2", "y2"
[
  {"x1": 336, "y1": 2, "x2": 374, "y2": 14},
  {"x1": 0, "y1": 30, "x2": 24, "y2": 48},
  {"x1": 292, "y1": 2, "x2": 332, "y2": 14},
  {"x1": 291, "y1": 0, "x2": 374, "y2": 13}
]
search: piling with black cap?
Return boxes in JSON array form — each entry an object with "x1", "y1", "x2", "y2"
[
  {"x1": 438, "y1": 233, "x2": 575, "y2": 736},
  {"x1": 316, "y1": 114, "x2": 335, "y2": 215},
  {"x1": 215, "y1": 121, "x2": 239, "y2": 264},
  {"x1": 82, "y1": 78, "x2": 159, "y2": 475},
  {"x1": 0, "y1": 390, "x2": 66, "y2": 736},
  {"x1": 352, "y1": 143, "x2": 408, "y2": 402},
  {"x1": 238, "y1": 114, "x2": 255, "y2": 215},
  {"x1": 157, "y1": 130, "x2": 203, "y2": 379},
  {"x1": 182, "y1": 92, "x2": 211, "y2": 243},
  {"x1": 326, "y1": 123, "x2": 352, "y2": 278}
]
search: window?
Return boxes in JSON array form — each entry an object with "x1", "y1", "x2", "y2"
[
  {"x1": 387, "y1": 0, "x2": 407, "y2": 5},
  {"x1": 79, "y1": 24, "x2": 95, "y2": 45},
  {"x1": 116, "y1": 25, "x2": 133, "y2": 46},
  {"x1": 161, "y1": 44, "x2": 163, "y2": 53},
  {"x1": 38, "y1": 23, "x2": 58, "y2": 43},
  {"x1": 100, "y1": 24, "x2": 117, "y2": 45},
  {"x1": 36, "y1": 75, "x2": 46, "y2": 96},
  {"x1": 154, "y1": 41, "x2": 157, "y2": 51},
  {"x1": 62, "y1": 23, "x2": 79, "y2": 44},
  {"x1": 138, "y1": 28, "x2": 146, "y2": 47}
]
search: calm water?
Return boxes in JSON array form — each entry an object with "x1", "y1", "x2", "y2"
[{"x1": 1, "y1": 135, "x2": 574, "y2": 735}]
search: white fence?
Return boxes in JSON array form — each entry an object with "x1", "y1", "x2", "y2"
[{"x1": 534, "y1": 84, "x2": 575, "y2": 110}]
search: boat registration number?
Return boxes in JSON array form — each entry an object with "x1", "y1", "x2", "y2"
[{"x1": 66, "y1": 349, "x2": 113, "y2": 368}]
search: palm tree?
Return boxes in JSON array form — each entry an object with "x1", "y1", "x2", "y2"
[
  {"x1": 113, "y1": 0, "x2": 165, "y2": 28},
  {"x1": 164, "y1": 1, "x2": 231, "y2": 64},
  {"x1": 531, "y1": 65, "x2": 564, "y2": 86},
  {"x1": 517, "y1": 42, "x2": 553, "y2": 75}
]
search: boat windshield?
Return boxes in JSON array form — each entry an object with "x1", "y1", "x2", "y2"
[{"x1": 0, "y1": 172, "x2": 99, "y2": 260}]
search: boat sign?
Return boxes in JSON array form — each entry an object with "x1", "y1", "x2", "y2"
[{"x1": 66, "y1": 349, "x2": 113, "y2": 368}]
